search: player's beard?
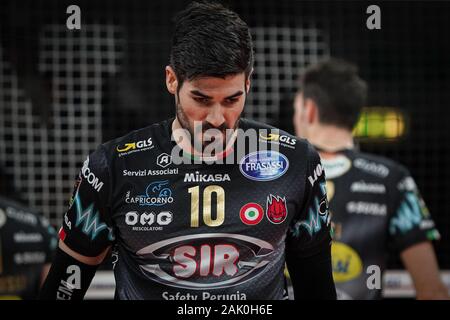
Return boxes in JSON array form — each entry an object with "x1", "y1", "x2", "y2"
[{"x1": 175, "y1": 96, "x2": 240, "y2": 155}]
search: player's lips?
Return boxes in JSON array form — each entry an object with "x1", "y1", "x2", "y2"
[{"x1": 202, "y1": 132, "x2": 225, "y2": 140}]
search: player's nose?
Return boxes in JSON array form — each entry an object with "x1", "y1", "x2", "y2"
[{"x1": 205, "y1": 104, "x2": 225, "y2": 128}]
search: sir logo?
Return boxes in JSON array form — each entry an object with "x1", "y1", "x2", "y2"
[{"x1": 137, "y1": 234, "x2": 274, "y2": 289}]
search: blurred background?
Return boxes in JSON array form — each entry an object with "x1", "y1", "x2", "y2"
[{"x1": 0, "y1": 0, "x2": 449, "y2": 298}]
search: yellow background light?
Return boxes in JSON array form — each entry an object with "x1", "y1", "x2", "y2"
[{"x1": 353, "y1": 107, "x2": 407, "y2": 141}]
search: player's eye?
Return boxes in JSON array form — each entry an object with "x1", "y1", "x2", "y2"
[
  {"x1": 193, "y1": 97, "x2": 210, "y2": 104},
  {"x1": 224, "y1": 98, "x2": 239, "y2": 105}
]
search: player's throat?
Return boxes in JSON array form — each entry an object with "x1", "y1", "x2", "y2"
[{"x1": 171, "y1": 117, "x2": 238, "y2": 161}]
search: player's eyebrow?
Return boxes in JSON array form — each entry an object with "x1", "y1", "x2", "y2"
[
  {"x1": 225, "y1": 91, "x2": 244, "y2": 99},
  {"x1": 190, "y1": 90, "x2": 244, "y2": 99}
]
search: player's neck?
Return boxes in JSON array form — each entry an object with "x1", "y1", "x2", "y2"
[
  {"x1": 171, "y1": 118, "x2": 238, "y2": 160},
  {"x1": 306, "y1": 124, "x2": 354, "y2": 154}
]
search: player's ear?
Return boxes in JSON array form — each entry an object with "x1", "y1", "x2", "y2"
[
  {"x1": 305, "y1": 98, "x2": 319, "y2": 124},
  {"x1": 165, "y1": 66, "x2": 178, "y2": 95},
  {"x1": 245, "y1": 68, "x2": 253, "y2": 94}
]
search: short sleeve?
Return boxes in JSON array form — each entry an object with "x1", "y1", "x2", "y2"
[
  {"x1": 388, "y1": 166, "x2": 440, "y2": 252},
  {"x1": 59, "y1": 145, "x2": 115, "y2": 257},
  {"x1": 286, "y1": 144, "x2": 332, "y2": 258}
]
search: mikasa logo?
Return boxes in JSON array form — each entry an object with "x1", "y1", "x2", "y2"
[{"x1": 184, "y1": 171, "x2": 231, "y2": 183}]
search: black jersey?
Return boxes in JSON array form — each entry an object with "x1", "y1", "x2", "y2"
[
  {"x1": 59, "y1": 118, "x2": 332, "y2": 300},
  {"x1": 0, "y1": 196, "x2": 58, "y2": 299},
  {"x1": 320, "y1": 148, "x2": 440, "y2": 300}
]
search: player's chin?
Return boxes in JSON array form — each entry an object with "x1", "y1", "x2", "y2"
[{"x1": 201, "y1": 139, "x2": 227, "y2": 154}]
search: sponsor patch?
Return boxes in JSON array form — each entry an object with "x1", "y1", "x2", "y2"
[
  {"x1": 332, "y1": 242, "x2": 363, "y2": 283},
  {"x1": 125, "y1": 211, "x2": 173, "y2": 231},
  {"x1": 350, "y1": 181, "x2": 386, "y2": 194},
  {"x1": 346, "y1": 201, "x2": 387, "y2": 216},
  {"x1": 126, "y1": 180, "x2": 174, "y2": 207},
  {"x1": 266, "y1": 195, "x2": 288, "y2": 224},
  {"x1": 239, "y1": 203, "x2": 264, "y2": 225},
  {"x1": 239, "y1": 151, "x2": 289, "y2": 181},
  {"x1": 117, "y1": 138, "x2": 154, "y2": 157},
  {"x1": 259, "y1": 132, "x2": 296, "y2": 149},
  {"x1": 136, "y1": 233, "x2": 274, "y2": 290},
  {"x1": 322, "y1": 155, "x2": 352, "y2": 179},
  {"x1": 354, "y1": 158, "x2": 389, "y2": 178}
]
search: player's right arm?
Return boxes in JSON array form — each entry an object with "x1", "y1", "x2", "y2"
[{"x1": 39, "y1": 145, "x2": 115, "y2": 300}]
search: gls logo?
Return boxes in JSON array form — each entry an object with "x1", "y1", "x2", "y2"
[
  {"x1": 117, "y1": 138, "x2": 153, "y2": 157},
  {"x1": 136, "y1": 233, "x2": 274, "y2": 290},
  {"x1": 259, "y1": 133, "x2": 296, "y2": 147},
  {"x1": 125, "y1": 211, "x2": 173, "y2": 231}
]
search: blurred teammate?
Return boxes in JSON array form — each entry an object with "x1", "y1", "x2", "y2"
[
  {"x1": 0, "y1": 167, "x2": 57, "y2": 299},
  {"x1": 39, "y1": 2, "x2": 335, "y2": 300},
  {"x1": 293, "y1": 58, "x2": 448, "y2": 299}
]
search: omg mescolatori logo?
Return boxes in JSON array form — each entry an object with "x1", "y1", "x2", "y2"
[{"x1": 239, "y1": 150, "x2": 289, "y2": 182}]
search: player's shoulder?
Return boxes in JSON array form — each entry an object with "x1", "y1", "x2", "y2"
[
  {"x1": 346, "y1": 149, "x2": 409, "y2": 180},
  {"x1": 95, "y1": 119, "x2": 171, "y2": 159}
]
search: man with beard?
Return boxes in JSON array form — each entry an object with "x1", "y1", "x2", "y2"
[{"x1": 39, "y1": 2, "x2": 336, "y2": 300}]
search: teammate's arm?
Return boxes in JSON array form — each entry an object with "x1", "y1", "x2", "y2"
[
  {"x1": 401, "y1": 242, "x2": 449, "y2": 299},
  {"x1": 389, "y1": 168, "x2": 448, "y2": 300},
  {"x1": 40, "y1": 264, "x2": 51, "y2": 287},
  {"x1": 39, "y1": 216, "x2": 58, "y2": 288},
  {"x1": 285, "y1": 144, "x2": 336, "y2": 299}
]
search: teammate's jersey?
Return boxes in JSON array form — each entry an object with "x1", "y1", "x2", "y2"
[
  {"x1": 60, "y1": 118, "x2": 332, "y2": 300},
  {"x1": 320, "y1": 148, "x2": 440, "y2": 300},
  {"x1": 0, "y1": 196, "x2": 58, "y2": 299}
]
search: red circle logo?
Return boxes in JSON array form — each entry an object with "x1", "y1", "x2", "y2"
[{"x1": 240, "y1": 203, "x2": 264, "y2": 225}]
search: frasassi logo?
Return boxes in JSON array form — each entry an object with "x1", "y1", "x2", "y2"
[{"x1": 239, "y1": 151, "x2": 289, "y2": 181}]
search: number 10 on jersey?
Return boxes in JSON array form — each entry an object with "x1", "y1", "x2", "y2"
[{"x1": 188, "y1": 185, "x2": 225, "y2": 227}]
